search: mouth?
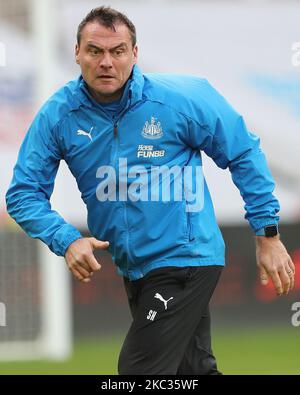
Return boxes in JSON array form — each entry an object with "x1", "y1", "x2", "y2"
[{"x1": 98, "y1": 75, "x2": 115, "y2": 80}]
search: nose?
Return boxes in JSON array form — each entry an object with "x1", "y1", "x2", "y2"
[{"x1": 99, "y1": 52, "x2": 113, "y2": 69}]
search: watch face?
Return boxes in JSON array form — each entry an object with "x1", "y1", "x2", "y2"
[{"x1": 265, "y1": 225, "x2": 278, "y2": 237}]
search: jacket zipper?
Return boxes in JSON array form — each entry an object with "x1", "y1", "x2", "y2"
[
  {"x1": 111, "y1": 90, "x2": 132, "y2": 166},
  {"x1": 184, "y1": 191, "x2": 194, "y2": 241},
  {"x1": 113, "y1": 124, "x2": 118, "y2": 137},
  {"x1": 187, "y1": 211, "x2": 194, "y2": 241},
  {"x1": 112, "y1": 91, "x2": 135, "y2": 275},
  {"x1": 113, "y1": 90, "x2": 132, "y2": 138}
]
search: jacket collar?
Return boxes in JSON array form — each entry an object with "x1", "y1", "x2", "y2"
[{"x1": 74, "y1": 64, "x2": 144, "y2": 110}]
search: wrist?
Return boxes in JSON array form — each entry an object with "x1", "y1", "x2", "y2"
[
  {"x1": 255, "y1": 234, "x2": 280, "y2": 246},
  {"x1": 64, "y1": 236, "x2": 83, "y2": 257},
  {"x1": 255, "y1": 233, "x2": 280, "y2": 240}
]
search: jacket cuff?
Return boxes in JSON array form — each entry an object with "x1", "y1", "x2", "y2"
[{"x1": 51, "y1": 225, "x2": 83, "y2": 256}]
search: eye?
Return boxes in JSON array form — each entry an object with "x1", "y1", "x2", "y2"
[
  {"x1": 89, "y1": 48, "x2": 100, "y2": 56},
  {"x1": 114, "y1": 49, "x2": 124, "y2": 56}
]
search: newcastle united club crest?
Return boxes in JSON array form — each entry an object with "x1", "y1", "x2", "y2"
[{"x1": 142, "y1": 117, "x2": 163, "y2": 140}]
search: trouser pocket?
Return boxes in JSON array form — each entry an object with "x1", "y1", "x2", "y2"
[{"x1": 167, "y1": 266, "x2": 198, "y2": 288}]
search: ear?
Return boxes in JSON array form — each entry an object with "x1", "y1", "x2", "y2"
[
  {"x1": 133, "y1": 45, "x2": 138, "y2": 64},
  {"x1": 75, "y1": 44, "x2": 80, "y2": 65}
]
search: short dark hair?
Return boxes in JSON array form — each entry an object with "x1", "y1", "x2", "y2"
[{"x1": 77, "y1": 6, "x2": 137, "y2": 47}]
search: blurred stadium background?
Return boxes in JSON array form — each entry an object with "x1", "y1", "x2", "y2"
[{"x1": 0, "y1": 0, "x2": 300, "y2": 374}]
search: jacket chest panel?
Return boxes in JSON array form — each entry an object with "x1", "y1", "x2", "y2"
[{"x1": 115, "y1": 104, "x2": 189, "y2": 168}]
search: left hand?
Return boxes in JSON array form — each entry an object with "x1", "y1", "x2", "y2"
[{"x1": 255, "y1": 236, "x2": 295, "y2": 296}]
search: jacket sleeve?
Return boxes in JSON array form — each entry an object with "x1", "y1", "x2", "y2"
[
  {"x1": 188, "y1": 80, "x2": 280, "y2": 233},
  {"x1": 6, "y1": 111, "x2": 82, "y2": 256}
]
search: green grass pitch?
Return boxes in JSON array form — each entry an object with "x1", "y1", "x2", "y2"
[{"x1": 0, "y1": 327, "x2": 299, "y2": 375}]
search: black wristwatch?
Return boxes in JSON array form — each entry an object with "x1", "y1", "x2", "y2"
[{"x1": 256, "y1": 224, "x2": 279, "y2": 237}]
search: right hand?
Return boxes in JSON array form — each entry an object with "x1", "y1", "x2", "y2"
[{"x1": 65, "y1": 237, "x2": 110, "y2": 283}]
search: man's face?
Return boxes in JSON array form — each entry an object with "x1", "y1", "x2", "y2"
[{"x1": 75, "y1": 22, "x2": 138, "y2": 103}]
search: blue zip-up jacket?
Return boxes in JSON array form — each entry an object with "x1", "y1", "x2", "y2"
[{"x1": 6, "y1": 65, "x2": 280, "y2": 280}]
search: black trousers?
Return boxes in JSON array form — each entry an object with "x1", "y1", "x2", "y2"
[{"x1": 118, "y1": 265, "x2": 223, "y2": 375}]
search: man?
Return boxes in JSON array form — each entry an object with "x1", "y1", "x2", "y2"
[{"x1": 6, "y1": 7, "x2": 295, "y2": 375}]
